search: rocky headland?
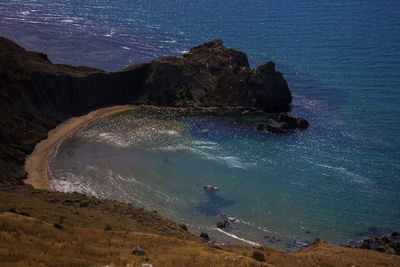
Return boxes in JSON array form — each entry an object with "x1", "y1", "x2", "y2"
[
  {"x1": 0, "y1": 36, "x2": 398, "y2": 266},
  {"x1": 0, "y1": 37, "x2": 293, "y2": 186}
]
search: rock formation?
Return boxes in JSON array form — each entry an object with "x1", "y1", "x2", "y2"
[
  {"x1": 0, "y1": 37, "x2": 292, "y2": 185},
  {"x1": 353, "y1": 232, "x2": 400, "y2": 255}
]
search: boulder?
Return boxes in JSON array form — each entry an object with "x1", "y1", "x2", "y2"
[
  {"x1": 354, "y1": 233, "x2": 400, "y2": 255},
  {"x1": 131, "y1": 246, "x2": 146, "y2": 256},
  {"x1": 200, "y1": 232, "x2": 210, "y2": 241},
  {"x1": 359, "y1": 238, "x2": 373, "y2": 249},
  {"x1": 296, "y1": 118, "x2": 310, "y2": 129},
  {"x1": 266, "y1": 113, "x2": 309, "y2": 133},
  {"x1": 216, "y1": 220, "x2": 230, "y2": 229},
  {"x1": 256, "y1": 124, "x2": 265, "y2": 131},
  {"x1": 266, "y1": 120, "x2": 289, "y2": 134}
]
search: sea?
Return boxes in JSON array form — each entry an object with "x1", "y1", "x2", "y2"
[{"x1": 1, "y1": 0, "x2": 399, "y2": 250}]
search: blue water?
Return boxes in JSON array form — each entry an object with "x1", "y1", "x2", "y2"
[{"x1": 2, "y1": 0, "x2": 399, "y2": 249}]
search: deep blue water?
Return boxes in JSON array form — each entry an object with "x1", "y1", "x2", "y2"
[{"x1": 2, "y1": 0, "x2": 399, "y2": 249}]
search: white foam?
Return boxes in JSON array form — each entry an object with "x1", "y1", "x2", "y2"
[
  {"x1": 97, "y1": 132, "x2": 129, "y2": 147},
  {"x1": 122, "y1": 46, "x2": 131, "y2": 50},
  {"x1": 104, "y1": 28, "x2": 115, "y2": 37},
  {"x1": 20, "y1": 11, "x2": 30, "y2": 16},
  {"x1": 192, "y1": 141, "x2": 217, "y2": 145},
  {"x1": 216, "y1": 156, "x2": 247, "y2": 169},
  {"x1": 161, "y1": 39, "x2": 177, "y2": 43},
  {"x1": 315, "y1": 163, "x2": 372, "y2": 184},
  {"x1": 61, "y1": 19, "x2": 74, "y2": 23},
  {"x1": 214, "y1": 228, "x2": 260, "y2": 246},
  {"x1": 159, "y1": 130, "x2": 180, "y2": 136}
]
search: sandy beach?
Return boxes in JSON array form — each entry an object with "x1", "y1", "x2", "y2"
[{"x1": 24, "y1": 105, "x2": 136, "y2": 190}]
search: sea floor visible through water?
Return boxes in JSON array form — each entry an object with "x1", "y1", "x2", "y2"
[
  {"x1": 48, "y1": 109, "x2": 399, "y2": 250},
  {"x1": 1, "y1": 0, "x2": 399, "y2": 252}
]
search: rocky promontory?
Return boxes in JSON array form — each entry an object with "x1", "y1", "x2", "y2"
[
  {"x1": 1, "y1": 37, "x2": 399, "y2": 266},
  {"x1": 0, "y1": 37, "x2": 292, "y2": 185}
]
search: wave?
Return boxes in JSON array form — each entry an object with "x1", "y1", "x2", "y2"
[
  {"x1": 214, "y1": 228, "x2": 260, "y2": 246},
  {"x1": 315, "y1": 163, "x2": 373, "y2": 184}
]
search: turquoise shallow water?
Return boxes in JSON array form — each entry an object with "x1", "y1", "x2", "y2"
[
  {"x1": 1, "y1": 0, "x2": 399, "y2": 249},
  {"x1": 49, "y1": 111, "x2": 399, "y2": 249}
]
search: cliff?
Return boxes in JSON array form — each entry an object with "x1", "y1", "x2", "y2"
[
  {"x1": 0, "y1": 37, "x2": 291, "y2": 185},
  {"x1": 0, "y1": 37, "x2": 398, "y2": 266}
]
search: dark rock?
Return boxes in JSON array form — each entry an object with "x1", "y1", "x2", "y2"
[
  {"x1": 200, "y1": 232, "x2": 209, "y2": 241},
  {"x1": 266, "y1": 113, "x2": 309, "y2": 133},
  {"x1": 179, "y1": 224, "x2": 188, "y2": 231},
  {"x1": 203, "y1": 185, "x2": 219, "y2": 191},
  {"x1": 0, "y1": 36, "x2": 297, "y2": 186},
  {"x1": 277, "y1": 113, "x2": 298, "y2": 127},
  {"x1": 269, "y1": 236, "x2": 281, "y2": 243},
  {"x1": 375, "y1": 245, "x2": 386, "y2": 252},
  {"x1": 132, "y1": 246, "x2": 146, "y2": 256},
  {"x1": 354, "y1": 232, "x2": 400, "y2": 255},
  {"x1": 381, "y1": 236, "x2": 390, "y2": 245},
  {"x1": 252, "y1": 251, "x2": 265, "y2": 262},
  {"x1": 256, "y1": 124, "x2": 265, "y2": 131},
  {"x1": 391, "y1": 232, "x2": 400, "y2": 238},
  {"x1": 393, "y1": 240, "x2": 400, "y2": 254},
  {"x1": 216, "y1": 220, "x2": 230, "y2": 229},
  {"x1": 296, "y1": 118, "x2": 310, "y2": 129},
  {"x1": 359, "y1": 238, "x2": 373, "y2": 249},
  {"x1": 304, "y1": 230, "x2": 311, "y2": 234},
  {"x1": 266, "y1": 120, "x2": 289, "y2": 134}
]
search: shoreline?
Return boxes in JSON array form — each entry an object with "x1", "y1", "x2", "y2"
[
  {"x1": 24, "y1": 105, "x2": 137, "y2": 190},
  {"x1": 24, "y1": 104, "x2": 265, "y2": 190}
]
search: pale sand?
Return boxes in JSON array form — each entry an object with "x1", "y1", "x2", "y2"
[{"x1": 24, "y1": 105, "x2": 136, "y2": 190}]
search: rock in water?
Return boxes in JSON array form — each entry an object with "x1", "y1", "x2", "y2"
[
  {"x1": 266, "y1": 113, "x2": 309, "y2": 133},
  {"x1": 256, "y1": 124, "x2": 265, "y2": 131},
  {"x1": 216, "y1": 220, "x2": 230, "y2": 229}
]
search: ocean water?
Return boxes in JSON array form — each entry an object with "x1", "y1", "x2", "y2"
[{"x1": 1, "y1": 0, "x2": 399, "y2": 249}]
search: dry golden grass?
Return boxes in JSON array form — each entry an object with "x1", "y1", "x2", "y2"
[{"x1": 0, "y1": 186, "x2": 399, "y2": 267}]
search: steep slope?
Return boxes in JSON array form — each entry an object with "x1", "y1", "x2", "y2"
[{"x1": 0, "y1": 37, "x2": 291, "y2": 185}]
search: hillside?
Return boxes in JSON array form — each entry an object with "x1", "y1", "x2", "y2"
[{"x1": 0, "y1": 36, "x2": 398, "y2": 266}]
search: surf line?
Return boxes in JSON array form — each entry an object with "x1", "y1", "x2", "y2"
[{"x1": 214, "y1": 227, "x2": 261, "y2": 246}]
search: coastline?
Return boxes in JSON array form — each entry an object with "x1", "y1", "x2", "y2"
[
  {"x1": 23, "y1": 104, "x2": 263, "y2": 191},
  {"x1": 24, "y1": 105, "x2": 136, "y2": 190}
]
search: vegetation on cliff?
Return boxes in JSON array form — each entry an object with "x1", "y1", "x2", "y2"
[{"x1": 0, "y1": 37, "x2": 398, "y2": 266}]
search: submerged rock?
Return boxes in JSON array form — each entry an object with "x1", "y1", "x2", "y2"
[{"x1": 203, "y1": 185, "x2": 219, "y2": 191}]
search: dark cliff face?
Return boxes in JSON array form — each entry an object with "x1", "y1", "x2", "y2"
[
  {"x1": 131, "y1": 39, "x2": 292, "y2": 109},
  {"x1": 0, "y1": 37, "x2": 292, "y2": 185}
]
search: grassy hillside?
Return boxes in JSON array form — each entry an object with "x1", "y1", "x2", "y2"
[{"x1": 0, "y1": 36, "x2": 399, "y2": 266}]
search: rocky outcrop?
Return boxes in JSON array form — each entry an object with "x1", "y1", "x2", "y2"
[
  {"x1": 255, "y1": 113, "x2": 309, "y2": 134},
  {"x1": 265, "y1": 113, "x2": 309, "y2": 133},
  {"x1": 0, "y1": 37, "x2": 292, "y2": 185},
  {"x1": 353, "y1": 232, "x2": 400, "y2": 255}
]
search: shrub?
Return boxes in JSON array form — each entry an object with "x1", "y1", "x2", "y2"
[
  {"x1": 313, "y1": 237, "x2": 321, "y2": 245},
  {"x1": 179, "y1": 224, "x2": 188, "y2": 231},
  {"x1": 54, "y1": 223, "x2": 63, "y2": 230},
  {"x1": 252, "y1": 251, "x2": 265, "y2": 262},
  {"x1": 105, "y1": 224, "x2": 112, "y2": 231}
]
